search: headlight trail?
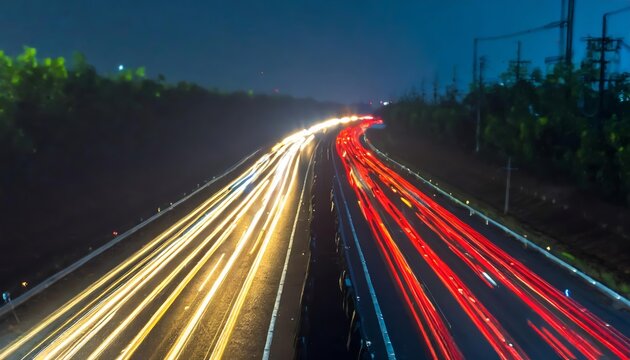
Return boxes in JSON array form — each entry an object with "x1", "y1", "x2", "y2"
[
  {"x1": 209, "y1": 150, "x2": 302, "y2": 360},
  {"x1": 86, "y1": 176, "x2": 272, "y2": 360},
  {"x1": 335, "y1": 118, "x2": 630, "y2": 359},
  {"x1": 164, "y1": 144, "x2": 298, "y2": 360},
  {"x1": 39, "y1": 170, "x2": 271, "y2": 360},
  {"x1": 3, "y1": 184, "x2": 234, "y2": 359},
  {"x1": 0, "y1": 116, "x2": 366, "y2": 360}
]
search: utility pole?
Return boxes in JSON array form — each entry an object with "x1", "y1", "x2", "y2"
[
  {"x1": 503, "y1": 157, "x2": 517, "y2": 214},
  {"x1": 562, "y1": 0, "x2": 575, "y2": 107},
  {"x1": 516, "y1": 41, "x2": 522, "y2": 82},
  {"x1": 473, "y1": 38, "x2": 479, "y2": 152},
  {"x1": 447, "y1": 66, "x2": 458, "y2": 101},
  {"x1": 598, "y1": 6, "x2": 630, "y2": 116},
  {"x1": 472, "y1": 20, "x2": 562, "y2": 153},
  {"x1": 420, "y1": 78, "x2": 426, "y2": 102},
  {"x1": 566, "y1": 0, "x2": 575, "y2": 66},
  {"x1": 509, "y1": 41, "x2": 531, "y2": 83},
  {"x1": 584, "y1": 35, "x2": 620, "y2": 114},
  {"x1": 473, "y1": 38, "x2": 478, "y2": 94},
  {"x1": 475, "y1": 57, "x2": 486, "y2": 153},
  {"x1": 433, "y1": 73, "x2": 439, "y2": 104},
  {"x1": 560, "y1": 0, "x2": 567, "y2": 61},
  {"x1": 599, "y1": 15, "x2": 609, "y2": 115}
]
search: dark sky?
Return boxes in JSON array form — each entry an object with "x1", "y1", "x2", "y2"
[{"x1": 1, "y1": 0, "x2": 629, "y2": 103}]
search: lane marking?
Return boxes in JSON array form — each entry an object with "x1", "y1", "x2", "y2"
[
  {"x1": 199, "y1": 254, "x2": 226, "y2": 292},
  {"x1": 332, "y1": 145, "x2": 397, "y2": 360},
  {"x1": 262, "y1": 143, "x2": 315, "y2": 360},
  {"x1": 212, "y1": 148, "x2": 302, "y2": 359},
  {"x1": 364, "y1": 134, "x2": 630, "y2": 308}
]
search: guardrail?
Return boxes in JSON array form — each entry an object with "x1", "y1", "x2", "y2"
[
  {"x1": 363, "y1": 134, "x2": 630, "y2": 309},
  {"x1": 0, "y1": 149, "x2": 260, "y2": 319},
  {"x1": 331, "y1": 146, "x2": 397, "y2": 359}
]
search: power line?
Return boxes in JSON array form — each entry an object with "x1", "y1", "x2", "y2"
[
  {"x1": 472, "y1": 19, "x2": 563, "y2": 152},
  {"x1": 476, "y1": 20, "x2": 564, "y2": 43}
]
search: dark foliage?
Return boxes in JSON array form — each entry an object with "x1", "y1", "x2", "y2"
[
  {"x1": 0, "y1": 47, "x2": 342, "y2": 292},
  {"x1": 378, "y1": 61, "x2": 630, "y2": 205}
]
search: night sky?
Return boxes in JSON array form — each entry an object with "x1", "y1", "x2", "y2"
[{"x1": 1, "y1": 0, "x2": 629, "y2": 103}]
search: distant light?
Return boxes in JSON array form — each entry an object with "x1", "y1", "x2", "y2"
[
  {"x1": 546, "y1": 246, "x2": 551, "y2": 251},
  {"x1": 118, "y1": 64, "x2": 124, "y2": 71},
  {"x1": 112, "y1": 231, "x2": 119, "y2": 236},
  {"x1": 21, "y1": 281, "x2": 28, "y2": 288},
  {"x1": 465, "y1": 200, "x2": 470, "y2": 205},
  {"x1": 383, "y1": 101, "x2": 390, "y2": 106}
]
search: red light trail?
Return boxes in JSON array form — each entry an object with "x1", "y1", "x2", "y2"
[{"x1": 335, "y1": 118, "x2": 630, "y2": 359}]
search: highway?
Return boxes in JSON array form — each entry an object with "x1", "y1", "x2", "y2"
[
  {"x1": 3, "y1": 115, "x2": 628, "y2": 360},
  {"x1": 332, "y1": 118, "x2": 630, "y2": 359},
  {"x1": 0, "y1": 116, "x2": 361, "y2": 360}
]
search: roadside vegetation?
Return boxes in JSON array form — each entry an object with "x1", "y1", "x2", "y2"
[
  {"x1": 0, "y1": 46, "x2": 341, "y2": 207},
  {"x1": 379, "y1": 61, "x2": 630, "y2": 206},
  {"x1": 376, "y1": 58, "x2": 630, "y2": 296},
  {"x1": 0, "y1": 46, "x2": 341, "y2": 294}
]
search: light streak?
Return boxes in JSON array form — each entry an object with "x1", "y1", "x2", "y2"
[
  {"x1": 336, "y1": 118, "x2": 630, "y2": 359},
  {"x1": 209, "y1": 152, "x2": 301, "y2": 359},
  {"x1": 0, "y1": 116, "x2": 367, "y2": 359}
]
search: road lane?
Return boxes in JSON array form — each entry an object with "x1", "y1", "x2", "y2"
[
  {"x1": 0, "y1": 116, "x2": 364, "y2": 360},
  {"x1": 333, "y1": 118, "x2": 630, "y2": 359}
]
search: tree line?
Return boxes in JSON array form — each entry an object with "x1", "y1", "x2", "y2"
[
  {"x1": 379, "y1": 59, "x2": 630, "y2": 205},
  {"x1": 0, "y1": 46, "x2": 341, "y2": 210},
  {"x1": 0, "y1": 46, "x2": 343, "y2": 291}
]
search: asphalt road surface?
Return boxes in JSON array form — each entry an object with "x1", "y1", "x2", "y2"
[
  {"x1": 332, "y1": 118, "x2": 630, "y2": 360},
  {"x1": 0, "y1": 116, "x2": 364, "y2": 360},
  {"x1": 3, "y1": 115, "x2": 628, "y2": 360}
]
